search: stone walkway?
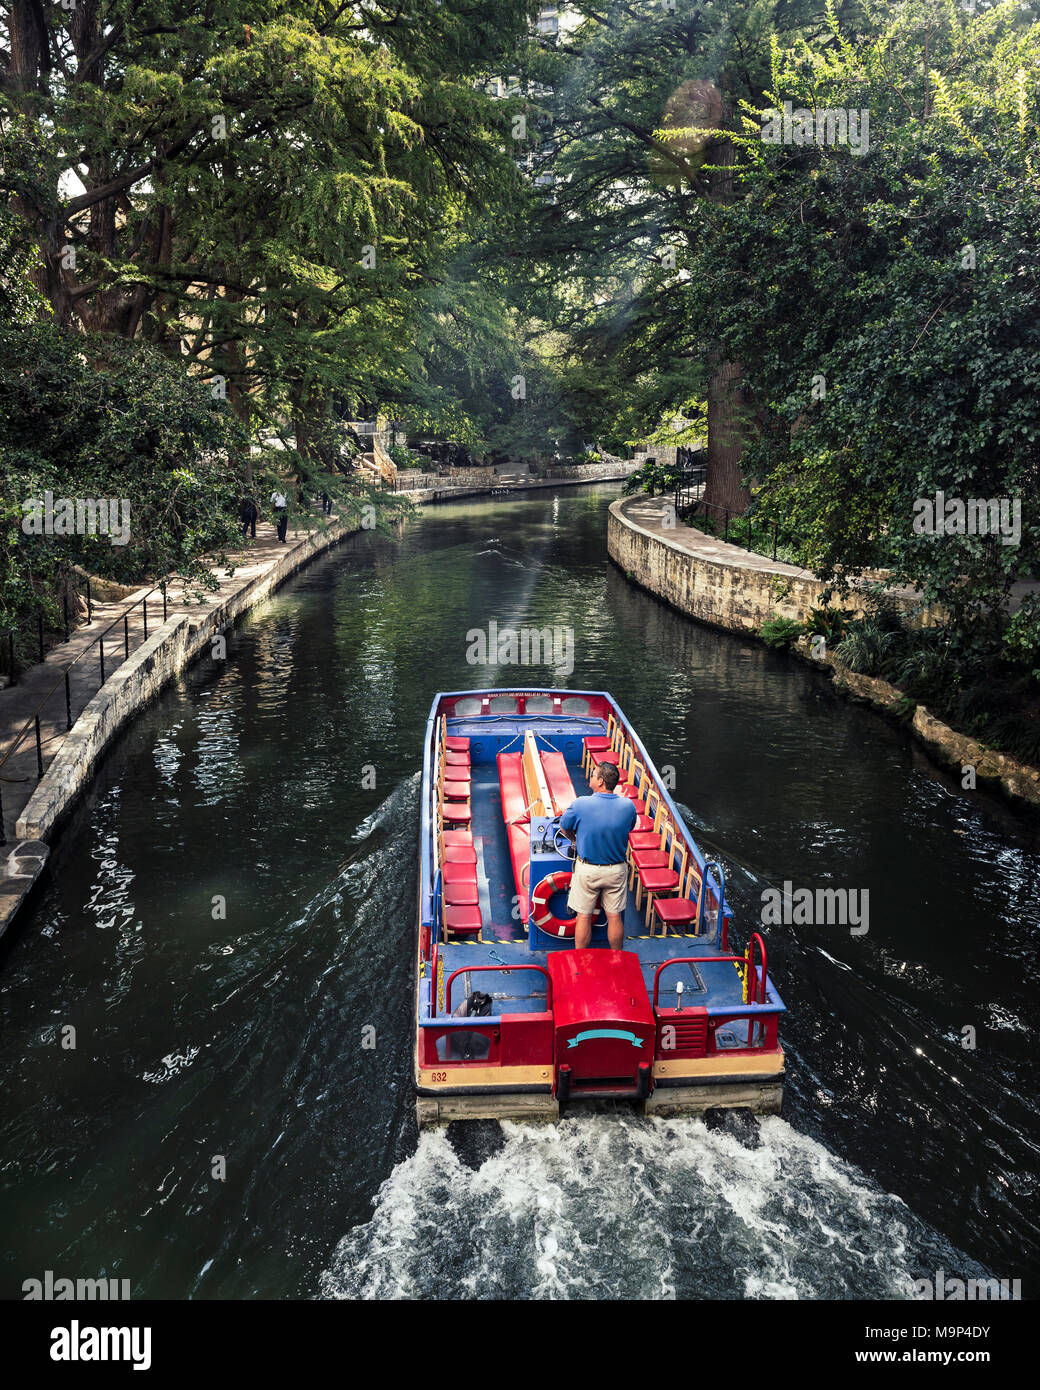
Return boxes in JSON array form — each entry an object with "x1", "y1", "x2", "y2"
[{"x1": 0, "y1": 519, "x2": 313, "y2": 847}]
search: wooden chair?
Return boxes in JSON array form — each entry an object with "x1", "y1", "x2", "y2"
[
  {"x1": 441, "y1": 716, "x2": 470, "y2": 767},
  {"x1": 437, "y1": 736, "x2": 471, "y2": 801},
  {"x1": 630, "y1": 817, "x2": 676, "y2": 892},
  {"x1": 435, "y1": 815, "x2": 482, "y2": 943},
  {"x1": 649, "y1": 857, "x2": 702, "y2": 938},
  {"x1": 439, "y1": 829, "x2": 476, "y2": 865},
  {"x1": 582, "y1": 712, "x2": 618, "y2": 775},
  {"x1": 439, "y1": 790, "x2": 472, "y2": 827},
  {"x1": 638, "y1": 843, "x2": 688, "y2": 926},
  {"x1": 630, "y1": 783, "x2": 657, "y2": 834},
  {"x1": 616, "y1": 768, "x2": 647, "y2": 816},
  {"x1": 628, "y1": 793, "x2": 665, "y2": 863}
]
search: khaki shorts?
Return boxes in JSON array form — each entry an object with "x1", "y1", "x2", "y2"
[{"x1": 567, "y1": 859, "x2": 628, "y2": 916}]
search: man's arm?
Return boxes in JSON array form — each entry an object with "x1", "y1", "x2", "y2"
[{"x1": 559, "y1": 803, "x2": 578, "y2": 847}]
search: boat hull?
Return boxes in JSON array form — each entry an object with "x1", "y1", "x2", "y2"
[{"x1": 414, "y1": 689, "x2": 786, "y2": 1126}]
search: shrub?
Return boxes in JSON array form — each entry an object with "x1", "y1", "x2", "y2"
[
  {"x1": 805, "y1": 606, "x2": 852, "y2": 643},
  {"x1": 833, "y1": 620, "x2": 903, "y2": 676},
  {"x1": 388, "y1": 443, "x2": 422, "y2": 470},
  {"x1": 622, "y1": 458, "x2": 681, "y2": 497},
  {"x1": 760, "y1": 617, "x2": 804, "y2": 650}
]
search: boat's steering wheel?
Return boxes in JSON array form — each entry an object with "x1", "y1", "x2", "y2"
[{"x1": 551, "y1": 820, "x2": 576, "y2": 859}]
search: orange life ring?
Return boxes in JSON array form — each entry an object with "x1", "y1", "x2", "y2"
[{"x1": 530, "y1": 870, "x2": 575, "y2": 937}]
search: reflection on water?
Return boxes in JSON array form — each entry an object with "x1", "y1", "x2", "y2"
[{"x1": 0, "y1": 485, "x2": 1037, "y2": 1299}]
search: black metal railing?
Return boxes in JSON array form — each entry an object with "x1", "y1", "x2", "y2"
[
  {"x1": 690, "y1": 497, "x2": 794, "y2": 562},
  {"x1": 0, "y1": 576, "x2": 171, "y2": 844},
  {"x1": 673, "y1": 458, "x2": 707, "y2": 514}
]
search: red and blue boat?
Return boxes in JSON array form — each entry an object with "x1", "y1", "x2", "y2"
[{"x1": 415, "y1": 689, "x2": 785, "y2": 1124}]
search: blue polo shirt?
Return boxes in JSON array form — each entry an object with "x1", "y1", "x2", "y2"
[{"x1": 560, "y1": 793, "x2": 637, "y2": 865}]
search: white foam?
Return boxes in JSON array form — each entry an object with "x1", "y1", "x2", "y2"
[{"x1": 319, "y1": 1114, "x2": 956, "y2": 1300}]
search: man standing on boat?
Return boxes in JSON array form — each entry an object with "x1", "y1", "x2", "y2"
[{"x1": 558, "y1": 762, "x2": 637, "y2": 950}]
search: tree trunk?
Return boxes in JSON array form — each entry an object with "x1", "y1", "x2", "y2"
[
  {"x1": 7, "y1": 1, "x2": 47, "y2": 94},
  {"x1": 704, "y1": 357, "x2": 751, "y2": 514}
]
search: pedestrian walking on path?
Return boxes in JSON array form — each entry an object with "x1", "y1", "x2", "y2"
[
  {"x1": 240, "y1": 495, "x2": 258, "y2": 539},
  {"x1": 270, "y1": 489, "x2": 288, "y2": 543}
]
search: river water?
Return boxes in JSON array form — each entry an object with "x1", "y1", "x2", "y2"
[{"x1": 1, "y1": 484, "x2": 1037, "y2": 1299}]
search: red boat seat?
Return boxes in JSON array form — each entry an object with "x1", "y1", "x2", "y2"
[
  {"x1": 497, "y1": 752, "x2": 530, "y2": 825},
  {"x1": 653, "y1": 897, "x2": 698, "y2": 925},
  {"x1": 583, "y1": 736, "x2": 612, "y2": 754},
  {"x1": 540, "y1": 750, "x2": 576, "y2": 815},
  {"x1": 443, "y1": 843, "x2": 477, "y2": 864},
  {"x1": 443, "y1": 905, "x2": 482, "y2": 938},
  {"x1": 443, "y1": 880, "x2": 479, "y2": 906},
  {"x1": 445, "y1": 736, "x2": 469, "y2": 752},
  {"x1": 442, "y1": 802, "x2": 472, "y2": 825},
  {"x1": 442, "y1": 861, "x2": 477, "y2": 884},
  {"x1": 631, "y1": 848, "x2": 671, "y2": 872},
  {"x1": 506, "y1": 821, "x2": 531, "y2": 924},
  {"x1": 443, "y1": 829, "x2": 473, "y2": 846},
  {"x1": 443, "y1": 779, "x2": 472, "y2": 800},
  {"x1": 639, "y1": 867, "x2": 680, "y2": 894},
  {"x1": 445, "y1": 750, "x2": 469, "y2": 766},
  {"x1": 629, "y1": 829, "x2": 661, "y2": 847},
  {"x1": 632, "y1": 814, "x2": 654, "y2": 833},
  {"x1": 443, "y1": 762, "x2": 470, "y2": 781}
]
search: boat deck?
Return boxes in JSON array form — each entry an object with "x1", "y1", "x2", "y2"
[{"x1": 436, "y1": 758, "x2": 748, "y2": 1025}]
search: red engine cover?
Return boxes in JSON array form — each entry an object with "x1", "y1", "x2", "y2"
[{"x1": 547, "y1": 950, "x2": 656, "y2": 1089}]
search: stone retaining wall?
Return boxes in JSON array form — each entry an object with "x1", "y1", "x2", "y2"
[
  {"x1": 15, "y1": 518, "x2": 357, "y2": 843},
  {"x1": 610, "y1": 493, "x2": 1040, "y2": 811},
  {"x1": 607, "y1": 496, "x2": 930, "y2": 632}
]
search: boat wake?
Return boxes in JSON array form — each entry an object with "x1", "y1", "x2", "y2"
[{"x1": 318, "y1": 1113, "x2": 985, "y2": 1300}]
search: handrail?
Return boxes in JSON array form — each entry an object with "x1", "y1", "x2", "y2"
[
  {"x1": 748, "y1": 932, "x2": 768, "y2": 1005},
  {"x1": 444, "y1": 964, "x2": 552, "y2": 1016},
  {"x1": 746, "y1": 932, "x2": 768, "y2": 1043},
  {"x1": 652, "y1": 955, "x2": 747, "y2": 1008},
  {"x1": 0, "y1": 575, "x2": 171, "y2": 779},
  {"x1": 687, "y1": 495, "x2": 794, "y2": 561},
  {"x1": 697, "y1": 859, "x2": 726, "y2": 949}
]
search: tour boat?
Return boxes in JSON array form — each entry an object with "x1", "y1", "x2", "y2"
[{"x1": 415, "y1": 689, "x2": 785, "y2": 1125}]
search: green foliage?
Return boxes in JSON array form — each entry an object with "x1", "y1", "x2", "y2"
[
  {"x1": 682, "y1": 0, "x2": 1040, "y2": 650},
  {"x1": 0, "y1": 322, "x2": 247, "y2": 654},
  {"x1": 622, "y1": 458, "x2": 682, "y2": 497},
  {"x1": 759, "y1": 617, "x2": 804, "y2": 650},
  {"x1": 2, "y1": 1, "x2": 535, "y2": 447},
  {"x1": 389, "y1": 444, "x2": 423, "y2": 471},
  {"x1": 804, "y1": 607, "x2": 853, "y2": 643},
  {"x1": 833, "y1": 621, "x2": 903, "y2": 678}
]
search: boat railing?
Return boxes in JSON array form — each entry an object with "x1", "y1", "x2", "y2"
[
  {"x1": 652, "y1": 952, "x2": 782, "y2": 1054},
  {"x1": 745, "y1": 932, "x2": 768, "y2": 1045},
  {"x1": 652, "y1": 955, "x2": 749, "y2": 1009},
  {"x1": 443, "y1": 964, "x2": 553, "y2": 1016}
]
